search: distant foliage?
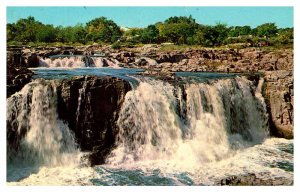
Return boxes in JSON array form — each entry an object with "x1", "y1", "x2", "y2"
[
  {"x1": 228, "y1": 26, "x2": 252, "y2": 37},
  {"x1": 86, "y1": 17, "x2": 122, "y2": 43},
  {"x1": 195, "y1": 24, "x2": 229, "y2": 47},
  {"x1": 255, "y1": 23, "x2": 278, "y2": 38},
  {"x1": 7, "y1": 16, "x2": 43, "y2": 42},
  {"x1": 7, "y1": 16, "x2": 293, "y2": 47},
  {"x1": 158, "y1": 16, "x2": 199, "y2": 44}
]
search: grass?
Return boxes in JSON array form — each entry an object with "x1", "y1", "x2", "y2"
[
  {"x1": 260, "y1": 44, "x2": 293, "y2": 52},
  {"x1": 159, "y1": 44, "x2": 203, "y2": 52}
]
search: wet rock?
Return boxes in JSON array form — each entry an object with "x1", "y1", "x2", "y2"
[
  {"x1": 135, "y1": 58, "x2": 148, "y2": 66},
  {"x1": 112, "y1": 51, "x2": 135, "y2": 63},
  {"x1": 56, "y1": 76, "x2": 132, "y2": 165},
  {"x1": 21, "y1": 52, "x2": 39, "y2": 68}
]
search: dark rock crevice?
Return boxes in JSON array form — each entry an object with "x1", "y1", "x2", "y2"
[{"x1": 55, "y1": 76, "x2": 132, "y2": 165}]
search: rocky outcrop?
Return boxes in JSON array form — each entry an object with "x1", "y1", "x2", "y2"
[
  {"x1": 218, "y1": 172, "x2": 292, "y2": 185},
  {"x1": 7, "y1": 50, "x2": 33, "y2": 97},
  {"x1": 140, "y1": 48, "x2": 293, "y2": 73},
  {"x1": 111, "y1": 51, "x2": 136, "y2": 64},
  {"x1": 263, "y1": 70, "x2": 294, "y2": 139},
  {"x1": 56, "y1": 76, "x2": 131, "y2": 165},
  {"x1": 155, "y1": 52, "x2": 187, "y2": 63}
]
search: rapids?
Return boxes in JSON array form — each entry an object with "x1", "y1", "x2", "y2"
[{"x1": 39, "y1": 55, "x2": 120, "y2": 68}]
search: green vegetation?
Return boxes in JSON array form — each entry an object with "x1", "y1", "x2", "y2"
[{"x1": 7, "y1": 16, "x2": 293, "y2": 48}]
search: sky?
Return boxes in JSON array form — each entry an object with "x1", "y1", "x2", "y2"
[{"x1": 7, "y1": 7, "x2": 293, "y2": 28}]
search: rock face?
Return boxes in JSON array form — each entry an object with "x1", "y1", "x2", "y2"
[
  {"x1": 7, "y1": 50, "x2": 33, "y2": 97},
  {"x1": 263, "y1": 71, "x2": 294, "y2": 139},
  {"x1": 56, "y1": 76, "x2": 132, "y2": 165}
]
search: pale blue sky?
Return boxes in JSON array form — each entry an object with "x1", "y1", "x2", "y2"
[{"x1": 7, "y1": 7, "x2": 293, "y2": 28}]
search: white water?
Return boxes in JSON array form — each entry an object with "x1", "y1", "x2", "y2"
[
  {"x1": 107, "y1": 77, "x2": 269, "y2": 167},
  {"x1": 7, "y1": 137, "x2": 293, "y2": 185},
  {"x1": 39, "y1": 56, "x2": 120, "y2": 68},
  {"x1": 6, "y1": 76, "x2": 293, "y2": 185},
  {"x1": 39, "y1": 57, "x2": 86, "y2": 68},
  {"x1": 7, "y1": 79, "x2": 84, "y2": 182},
  {"x1": 90, "y1": 57, "x2": 120, "y2": 68}
]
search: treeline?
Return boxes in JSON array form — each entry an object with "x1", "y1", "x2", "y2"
[{"x1": 7, "y1": 16, "x2": 293, "y2": 47}]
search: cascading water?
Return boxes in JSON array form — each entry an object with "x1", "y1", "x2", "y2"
[
  {"x1": 106, "y1": 77, "x2": 269, "y2": 168},
  {"x1": 6, "y1": 72, "x2": 293, "y2": 185},
  {"x1": 7, "y1": 79, "x2": 83, "y2": 182},
  {"x1": 39, "y1": 56, "x2": 120, "y2": 68},
  {"x1": 39, "y1": 56, "x2": 86, "y2": 68}
]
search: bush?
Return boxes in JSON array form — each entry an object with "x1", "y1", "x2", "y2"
[{"x1": 111, "y1": 42, "x2": 121, "y2": 49}]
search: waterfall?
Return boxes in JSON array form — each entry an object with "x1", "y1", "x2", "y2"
[
  {"x1": 106, "y1": 76, "x2": 269, "y2": 167},
  {"x1": 39, "y1": 56, "x2": 120, "y2": 68},
  {"x1": 7, "y1": 79, "x2": 82, "y2": 168},
  {"x1": 39, "y1": 56, "x2": 86, "y2": 68},
  {"x1": 6, "y1": 73, "x2": 293, "y2": 185}
]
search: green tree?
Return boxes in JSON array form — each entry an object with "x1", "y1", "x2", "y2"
[
  {"x1": 7, "y1": 23, "x2": 17, "y2": 42},
  {"x1": 140, "y1": 25, "x2": 159, "y2": 43},
  {"x1": 36, "y1": 24, "x2": 57, "y2": 42},
  {"x1": 228, "y1": 26, "x2": 252, "y2": 37},
  {"x1": 56, "y1": 26, "x2": 73, "y2": 42},
  {"x1": 123, "y1": 28, "x2": 143, "y2": 43},
  {"x1": 86, "y1": 17, "x2": 122, "y2": 43},
  {"x1": 159, "y1": 16, "x2": 198, "y2": 44},
  {"x1": 55, "y1": 25, "x2": 87, "y2": 43},
  {"x1": 272, "y1": 28, "x2": 293, "y2": 45},
  {"x1": 165, "y1": 15, "x2": 196, "y2": 24},
  {"x1": 254, "y1": 23, "x2": 278, "y2": 38},
  {"x1": 196, "y1": 24, "x2": 229, "y2": 46},
  {"x1": 72, "y1": 24, "x2": 87, "y2": 44},
  {"x1": 10, "y1": 16, "x2": 43, "y2": 42},
  {"x1": 6, "y1": 16, "x2": 293, "y2": 48}
]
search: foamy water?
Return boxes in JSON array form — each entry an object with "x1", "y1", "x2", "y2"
[
  {"x1": 6, "y1": 74, "x2": 293, "y2": 186},
  {"x1": 8, "y1": 138, "x2": 293, "y2": 185},
  {"x1": 39, "y1": 56, "x2": 120, "y2": 68}
]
